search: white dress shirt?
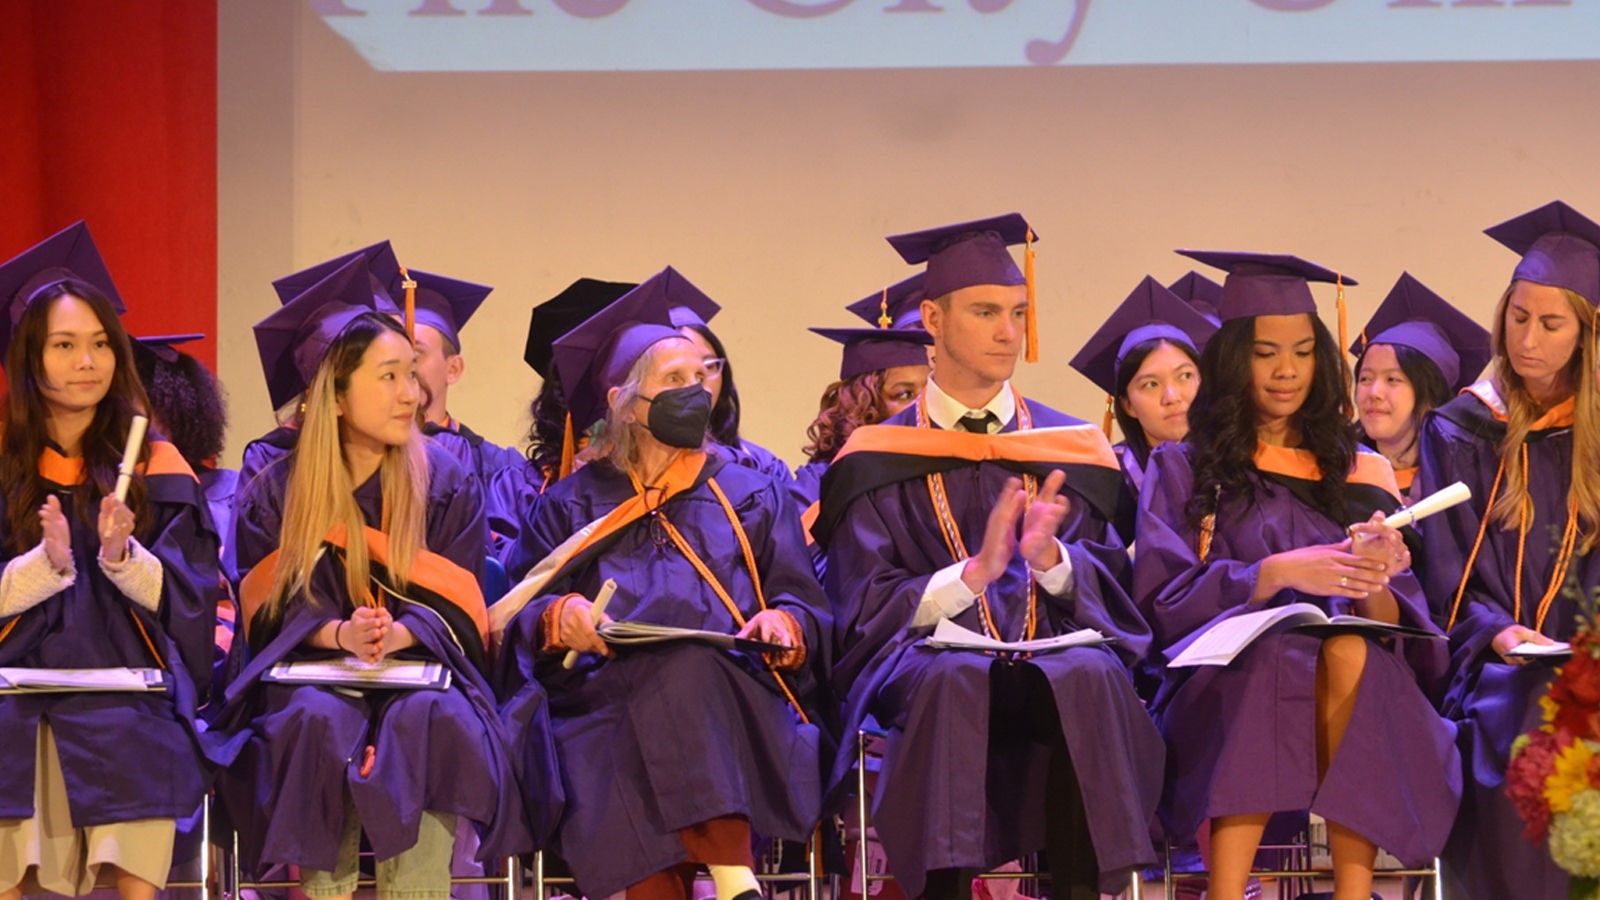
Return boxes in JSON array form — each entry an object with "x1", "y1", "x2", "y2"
[{"x1": 910, "y1": 377, "x2": 1074, "y2": 630}]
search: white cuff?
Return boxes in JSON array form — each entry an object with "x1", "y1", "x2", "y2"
[
  {"x1": 1030, "y1": 538, "x2": 1074, "y2": 597},
  {"x1": 99, "y1": 538, "x2": 164, "y2": 613},
  {"x1": 1, "y1": 542, "x2": 75, "y2": 618},
  {"x1": 910, "y1": 560, "x2": 979, "y2": 629}
]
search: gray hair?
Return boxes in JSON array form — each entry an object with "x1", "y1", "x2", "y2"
[{"x1": 592, "y1": 337, "x2": 704, "y2": 471}]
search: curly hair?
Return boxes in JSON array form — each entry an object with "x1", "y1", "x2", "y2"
[
  {"x1": 133, "y1": 344, "x2": 228, "y2": 470},
  {"x1": 803, "y1": 370, "x2": 888, "y2": 464},
  {"x1": 1185, "y1": 314, "x2": 1357, "y2": 530},
  {"x1": 525, "y1": 369, "x2": 569, "y2": 478}
]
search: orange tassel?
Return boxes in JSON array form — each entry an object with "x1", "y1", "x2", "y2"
[
  {"x1": 1101, "y1": 394, "x2": 1114, "y2": 439},
  {"x1": 1023, "y1": 228, "x2": 1039, "y2": 363},
  {"x1": 1335, "y1": 273, "x2": 1349, "y2": 362},
  {"x1": 877, "y1": 286, "x2": 892, "y2": 330},
  {"x1": 399, "y1": 265, "x2": 417, "y2": 343},
  {"x1": 359, "y1": 744, "x2": 376, "y2": 778},
  {"x1": 559, "y1": 412, "x2": 576, "y2": 480},
  {"x1": 1336, "y1": 272, "x2": 1352, "y2": 415}
]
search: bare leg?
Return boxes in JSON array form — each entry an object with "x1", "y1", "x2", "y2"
[
  {"x1": 1316, "y1": 634, "x2": 1376, "y2": 900},
  {"x1": 1328, "y1": 820, "x2": 1378, "y2": 900},
  {"x1": 1207, "y1": 813, "x2": 1269, "y2": 900},
  {"x1": 112, "y1": 867, "x2": 159, "y2": 900}
]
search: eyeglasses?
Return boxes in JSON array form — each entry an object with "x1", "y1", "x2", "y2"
[{"x1": 702, "y1": 357, "x2": 726, "y2": 377}]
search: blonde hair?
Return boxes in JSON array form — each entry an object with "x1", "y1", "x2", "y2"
[
  {"x1": 1488, "y1": 283, "x2": 1600, "y2": 554},
  {"x1": 589, "y1": 337, "x2": 703, "y2": 472},
  {"x1": 267, "y1": 316, "x2": 430, "y2": 618}
]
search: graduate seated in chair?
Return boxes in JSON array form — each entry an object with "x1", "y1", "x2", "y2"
[
  {"x1": 209, "y1": 255, "x2": 540, "y2": 900},
  {"x1": 1350, "y1": 273, "x2": 1490, "y2": 504},
  {"x1": 1421, "y1": 201, "x2": 1600, "y2": 900},
  {"x1": 495, "y1": 265, "x2": 831, "y2": 900},
  {"x1": 0, "y1": 222, "x2": 218, "y2": 900},
  {"x1": 1133, "y1": 251, "x2": 1461, "y2": 900},
  {"x1": 817, "y1": 213, "x2": 1163, "y2": 900}
]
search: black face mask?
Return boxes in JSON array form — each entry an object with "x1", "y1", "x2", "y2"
[{"x1": 641, "y1": 384, "x2": 712, "y2": 449}]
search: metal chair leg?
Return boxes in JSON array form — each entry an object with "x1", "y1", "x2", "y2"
[
  {"x1": 197, "y1": 795, "x2": 212, "y2": 900},
  {"x1": 1163, "y1": 839, "x2": 1174, "y2": 898},
  {"x1": 856, "y1": 732, "x2": 870, "y2": 899}
]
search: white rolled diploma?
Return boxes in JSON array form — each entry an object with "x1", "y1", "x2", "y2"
[
  {"x1": 1381, "y1": 481, "x2": 1472, "y2": 531},
  {"x1": 112, "y1": 415, "x2": 150, "y2": 503},
  {"x1": 562, "y1": 577, "x2": 618, "y2": 670}
]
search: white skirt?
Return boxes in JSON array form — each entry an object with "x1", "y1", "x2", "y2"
[{"x1": 0, "y1": 718, "x2": 176, "y2": 895}]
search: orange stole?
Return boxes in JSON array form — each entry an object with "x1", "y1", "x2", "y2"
[
  {"x1": 489, "y1": 451, "x2": 709, "y2": 643},
  {"x1": 1252, "y1": 443, "x2": 1401, "y2": 501},
  {"x1": 1394, "y1": 466, "x2": 1418, "y2": 494},
  {"x1": 831, "y1": 422, "x2": 1120, "y2": 471},
  {"x1": 1464, "y1": 379, "x2": 1576, "y2": 430},
  {"x1": 38, "y1": 440, "x2": 198, "y2": 486},
  {"x1": 239, "y1": 523, "x2": 487, "y2": 644},
  {"x1": 0, "y1": 442, "x2": 198, "y2": 660}
]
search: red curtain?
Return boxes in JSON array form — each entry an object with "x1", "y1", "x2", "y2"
[{"x1": 0, "y1": 1, "x2": 217, "y2": 369}]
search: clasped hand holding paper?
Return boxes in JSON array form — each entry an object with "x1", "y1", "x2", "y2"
[{"x1": 1170, "y1": 482, "x2": 1472, "y2": 670}]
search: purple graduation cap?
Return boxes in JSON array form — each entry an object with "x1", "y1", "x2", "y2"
[
  {"x1": 271, "y1": 240, "x2": 401, "y2": 312},
  {"x1": 134, "y1": 333, "x2": 206, "y2": 365},
  {"x1": 845, "y1": 273, "x2": 927, "y2": 330},
  {"x1": 813, "y1": 274, "x2": 933, "y2": 380},
  {"x1": 551, "y1": 266, "x2": 716, "y2": 431},
  {"x1": 1349, "y1": 272, "x2": 1491, "y2": 393},
  {"x1": 1167, "y1": 271, "x2": 1223, "y2": 325},
  {"x1": 666, "y1": 285, "x2": 722, "y2": 329},
  {"x1": 1175, "y1": 250, "x2": 1356, "y2": 322},
  {"x1": 1484, "y1": 200, "x2": 1600, "y2": 306},
  {"x1": 810, "y1": 324, "x2": 931, "y2": 381},
  {"x1": 386, "y1": 268, "x2": 493, "y2": 352},
  {"x1": 525, "y1": 278, "x2": 638, "y2": 378},
  {"x1": 254, "y1": 255, "x2": 393, "y2": 410},
  {"x1": 0, "y1": 221, "x2": 125, "y2": 357},
  {"x1": 888, "y1": 212, "x2": 1041, "y2": 361},
  {"x1": 1069, "y1": 276, "x2": 1218, "y2": 397}
]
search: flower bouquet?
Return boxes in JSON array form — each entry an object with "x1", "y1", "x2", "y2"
[{"x1": 1506, "y1": 580, "x2": 1600, "y2": 896}]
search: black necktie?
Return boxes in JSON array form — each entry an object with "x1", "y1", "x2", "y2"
[{"x1": 957, "y1": 412, "x2": 998, "y2": 434}]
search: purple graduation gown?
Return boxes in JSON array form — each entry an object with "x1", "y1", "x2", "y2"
[
  {"x1": 423, "y1": 418, "x2": 542, "y2": 555},
  {"x1": 789, "y1": 459, "x2": 827, "y2": 514},
  {"x1": 1114, "y1": 442, "x2": 1145, "y2": 500},
  {"x1": 721, "y1": 438, "x2": 794, "y2": 487},
  {"x1": 0, "y1": 442, "x2": 219, "y2": 826},
  {"x1": 820, "y1": 399, "x2": 1163, "y2": 897},
  {"x1": 1417, "y1": 385, "x2": 1590, "y2": 899},
  {"x1": 495, "y1": 454, "x2": 830, "y2": 899},
  {"x1": 201, "y1": 466, "x2": 240, "y2": 587},
  {"x1": 209, "y1": 440, "x2": 541, "y2": 874},
  {"x1": 1133, "y1": 442, "x2": 1460, "y2": 866}
]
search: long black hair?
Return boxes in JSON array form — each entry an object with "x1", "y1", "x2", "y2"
[
  {"x1": 1113, "y1": 336, "x2": 1201, "y2": 470},
  {"x1": 1, "y1": 281, "x2": 153, "y2": 552},
  {"x1": 1185, "y1": 313, "x2": 1357, "y2": 530},
  {"x1": 1353, "y1": 341, "x2": 1451, "y2": 455},
  {"x1": 680, "y1": 321, "x2": 744, "y2": 447}
]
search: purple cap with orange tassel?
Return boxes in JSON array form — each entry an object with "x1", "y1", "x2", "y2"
[{"x1": 886, "y1": 212, "x2": 1040, "y2": 362}]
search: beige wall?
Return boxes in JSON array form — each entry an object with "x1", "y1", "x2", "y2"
[{"x1": 218, "y1": 2, "x2": 1600, "y2": 469}]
